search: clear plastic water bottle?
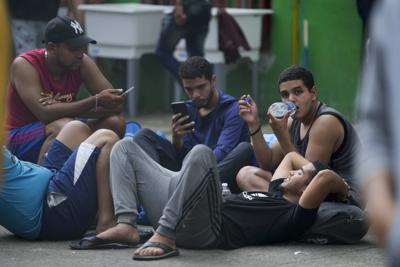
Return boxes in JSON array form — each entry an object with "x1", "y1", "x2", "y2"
[
  {"x1": 268, "y1": 102, "x2": 296, "y2": 118},
  {"x1": 222, "y1": 183, "x2": 231, "y2": 197}
]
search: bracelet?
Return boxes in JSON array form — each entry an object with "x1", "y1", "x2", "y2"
[
  {"x1": 95, "y1": 94, "x2": 98, "y2": 112},
  {"x1": 250, "y1": 125, "x2": 261, "y2": 136}
]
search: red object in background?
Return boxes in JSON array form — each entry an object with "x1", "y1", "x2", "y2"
[{"x1": 218, "y1": 11, "x2": 251, "y2": 64}]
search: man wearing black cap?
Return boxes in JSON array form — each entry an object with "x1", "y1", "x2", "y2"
[{"x1": 6, "y1": 15, "x2": 126, "y2": 164}]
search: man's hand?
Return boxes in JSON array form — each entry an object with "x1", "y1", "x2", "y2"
[
  {"x1": 171, "y1": 113, "x2": 195, "y2": 148},
  {"x1": 267, "y1": 110, "x2": 290, "y2": 136},
  {"x1": 171, "y1": 113, "x2": 195, "y2": 136},
  {"x1": 96, "y1": 89, "x2": 124, "y2": 109},
  {"x1": 39, "y1": 92, "x2": 63, "y2": 106},
  {"x1": 174, "y1": 4, "x2": 187, "y2": 25},
  {"x1": 239, "y1": 95, "x2": 261, "y2": 132}
]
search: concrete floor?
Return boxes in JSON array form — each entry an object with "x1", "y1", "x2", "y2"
[{"x1": 0, "y1": 226, "x2": 386, "y2": 267}]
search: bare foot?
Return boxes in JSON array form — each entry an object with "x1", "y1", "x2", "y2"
[
  {"x1": 134, "y1": 233, "x2": 176, "y2": 257},
  {"x1": 97, "y1": 223, "x2": 140, "y2": 244}
]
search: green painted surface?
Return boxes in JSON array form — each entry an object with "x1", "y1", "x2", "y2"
[{"x1": 261, "y1": 0, "x2": 363, "y2": 120}]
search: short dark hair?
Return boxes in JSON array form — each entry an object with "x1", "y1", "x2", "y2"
[
  {"x1": 277, "y1": 65, "x2": 315, "y2": 91},
  {"x1": 43, "y1": 16, "x2": 96, "y2": 48},
  {"x1": 179, "y1": 56, "x2": 213, "y2": 81}
]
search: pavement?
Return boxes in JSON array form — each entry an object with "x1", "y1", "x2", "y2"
[
  {"x1": 0, "y1": 226, "x2": 386, "y2": 267},
  {"x1": 0, "y1": 114, "x2": 388, "y2": 267}
]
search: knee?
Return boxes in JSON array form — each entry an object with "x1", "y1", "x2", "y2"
[
  {"x1": 93, "y1": 129, "x2": 120, "y2": 145},
  {"x1": 135, "y1": 128, "x2": 155, "y2": 138},
  {"x1": 132, "y1": 128, "x2": 158, "y2": 142},
  {"x1": 46, "y1": 118, "x2": 75, "y2": 136},
  {"x1": 54, "y1": 120, "x2": 91, "y2": 139},
  {"x1": 190, "y1": 145, "x2": 215, "y2": 165},
  {"x1": 238, "y1": 141, "x2": 253, "y2": 151},
  {"x1": 236, "y1": 142, "x2": 254, "y2": 156},
  {"x1": 111, "y1": 138, "x2": 139, "y2": 160},
  {"x1": 236, "y1": 166, "x2": 255, "y2": 189}
]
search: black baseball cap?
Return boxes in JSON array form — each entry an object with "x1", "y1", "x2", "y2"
[{"x1": 43, "y1": 15, "x2": 96, "y2": 48}]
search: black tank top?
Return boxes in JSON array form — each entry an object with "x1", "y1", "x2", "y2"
[{"x1": 289, "y1": 103, "x2": 359, "y2": 186}]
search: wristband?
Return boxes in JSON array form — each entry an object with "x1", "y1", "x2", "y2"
[{"x1": 250, "y1": 125, "x2": 261, "y2": 136}]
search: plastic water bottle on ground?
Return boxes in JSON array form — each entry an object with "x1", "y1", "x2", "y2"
[
  {"x1": 222, "y1": 183, "x2": 231, "y2": 197},
  {"x1": 268, "y1": 102, "x2": 296, "y2": 118}
]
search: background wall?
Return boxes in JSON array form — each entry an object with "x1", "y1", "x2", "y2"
[
  {"x1": 7, "y1": 0, "x2": 364, "y2": 120},
  {"x1": 259, "y1": 0, "x2": 363, "y2": 120},
  {"x1": 137, "y1": 0, "x2": 363, "y2": 119}
]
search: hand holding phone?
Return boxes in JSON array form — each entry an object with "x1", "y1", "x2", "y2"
[
  {"x1": 171, "y1": 101, "x2": 189, "y2": 117},
  {"x1": 171, "y1": 101, "x2": 194, "y2": 132}
]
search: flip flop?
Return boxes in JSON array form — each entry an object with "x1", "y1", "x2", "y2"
[
  {"x1": 132, "y1": 241, "x2": 179, "y2": 261},
  {"x1": 69, "y1": 229, "x2": 154, "y2": 250},
  {"x1": 69, "y1": 236, "x2": 138, "y2": 250}
]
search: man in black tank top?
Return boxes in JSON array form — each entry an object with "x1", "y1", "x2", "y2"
[{"x1": 237, "y1": 65, "x2": 366, "y2": 243}]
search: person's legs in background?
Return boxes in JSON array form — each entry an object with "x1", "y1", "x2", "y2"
[
  {"x1": 10, "y1": 19, "x2": 46, "y2": 55},
  {"x1": 155, "y1": 13, "x2": 187, "y2": 82},
  {"x1": 185, "y1": 26, "x2": 208, "y2": 57}
]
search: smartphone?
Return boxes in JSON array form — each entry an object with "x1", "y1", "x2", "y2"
[
  {"x1": 171, "y1": 101, "x2": 192, "y2": 122},
  {"x1": 121, "y1": 86, "x2": 135, "y2": 96}
]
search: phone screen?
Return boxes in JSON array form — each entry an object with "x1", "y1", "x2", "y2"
[{"x1": 171, "y1": 101, "x2": 189, "y2": 116}]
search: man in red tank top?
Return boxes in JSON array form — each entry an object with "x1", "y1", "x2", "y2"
[{"x1": 6, "y1": 15, "x2": 126, "y2": 163}]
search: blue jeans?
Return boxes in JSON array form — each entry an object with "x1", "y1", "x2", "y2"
[{"x1": 156, "y1": 7, "x2": 211, "y2": 82}]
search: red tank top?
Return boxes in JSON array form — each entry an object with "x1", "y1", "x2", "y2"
[{"x1": 6, "y1": 48, "x2": 82, "y2": 129}]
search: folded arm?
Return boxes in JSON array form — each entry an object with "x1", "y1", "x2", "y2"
[
  {"x1": 299, "y1": 170, "x2": 349, "y2": 209},
  {"x1": 12, "y1": 56, "x2": 123, "y2": 123}
]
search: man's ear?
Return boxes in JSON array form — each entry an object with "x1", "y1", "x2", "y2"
[
  {"x1": 46, "y1": 42, "x2": 57, "y2": 53},
  {"x1": 310, "y1": 86, "x2": 317, "y2": 101}
]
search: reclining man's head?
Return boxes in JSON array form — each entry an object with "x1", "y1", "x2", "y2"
[{"x1": 280, "y1": 160, "x2": 329, "y2": 195}]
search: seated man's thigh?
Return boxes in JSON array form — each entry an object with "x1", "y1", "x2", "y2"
[
  {"x1": 40, "y1": 142, "x2": 100, "y2": 240},
  {"x1": 7, "y1": 121, "x2": 46, "y2": 163}
]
